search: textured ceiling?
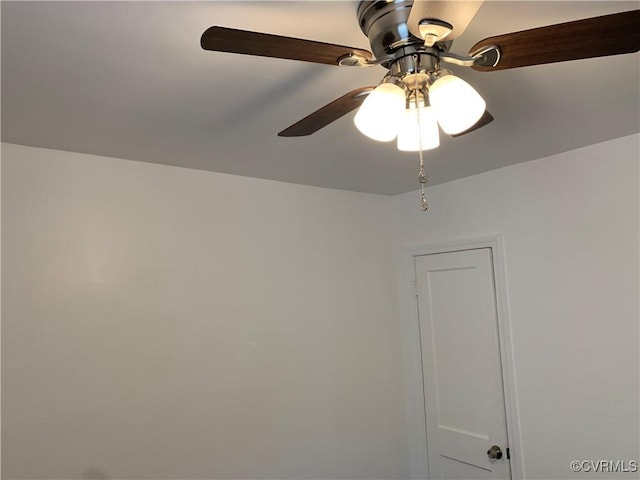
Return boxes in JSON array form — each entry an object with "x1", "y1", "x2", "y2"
[{"x1": 2, "y1": 1, "x2": 639, "y2": 195}]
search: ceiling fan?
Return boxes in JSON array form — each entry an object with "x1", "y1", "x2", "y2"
[
  {"x1": 201, "y1": 1, "x2": 639, "y2": 210},
  {"x1": 201, "y1": 0, "x2": 640, "y2": 143}
]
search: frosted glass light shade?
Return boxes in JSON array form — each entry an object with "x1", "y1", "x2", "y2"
[
  {"x1": 397, "y1": 104, "x2": 440, "y2": 152},
  {"x1": 429, "y1": 74, "x2": 486, "y2": 135},
  {"x1": 354, "y1": 83, "x2": 406, "y2": 142}
]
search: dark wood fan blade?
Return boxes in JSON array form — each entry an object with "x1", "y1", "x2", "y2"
[
  {"x1": 470, "y1": 10, "x2": 640, "y2": 71},
  {"x1": 201, "y1": 26, "x2": 373, "y2": 66},
  {"x1": 451, "y1": 111, "x2": 494, "y2": 137},
  {"x1": 278, "y1": 87, "x2": 375, "y2": 137}
]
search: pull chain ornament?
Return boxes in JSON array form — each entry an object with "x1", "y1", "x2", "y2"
[{"x1": 418, "y1": 150, "x2": 429, "y2": 211}]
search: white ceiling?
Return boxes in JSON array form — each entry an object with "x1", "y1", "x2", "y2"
[{"x1": 2, "y1": 1, "x2": 639, "y2": 195}]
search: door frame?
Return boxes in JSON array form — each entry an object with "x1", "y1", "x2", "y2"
[{"x1": 398, "y1": 234, "x2": 524, "y2": 479}]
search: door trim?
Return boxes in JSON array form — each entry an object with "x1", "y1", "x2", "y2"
[{"x1": 399, "y1": 235, "x2": 524, "y2": 479}]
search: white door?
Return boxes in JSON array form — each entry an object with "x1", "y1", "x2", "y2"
[{"x1": 415, "y1": 248, "x2": 511, "y2": 480}]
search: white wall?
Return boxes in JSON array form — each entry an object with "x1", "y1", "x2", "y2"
[
  {"x1": 1, "y1": 143, "x2": 409, "y2": 479},
  {"x1": 392, "y1": 134, "x2": 639, "y2": 479}
]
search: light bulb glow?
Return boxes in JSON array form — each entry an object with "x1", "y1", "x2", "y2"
[
  {"x1": 397, "y1": 103, "x2": 440, "y2": 152},
  {"x1": 354, "y1": 83, "x2": 406, "y2": 142},
  {"x1": 429, "y1": 73, "x2": 486, "y2": 135}
]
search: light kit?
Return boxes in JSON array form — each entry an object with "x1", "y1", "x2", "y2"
[
  {"x1": 353, "y1": 68, "x2": 486, "y2": 145},
  {"x1": 350, "y1": 45, "x2": 488, "y2": 209}
]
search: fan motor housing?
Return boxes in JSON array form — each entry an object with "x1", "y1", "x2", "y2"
[
  {"x1": 357, "y1": 1, "x2": 422, "y2": 59},
  {"x1": 357, "y1": 0, "x2": 453, "y2": 72}
]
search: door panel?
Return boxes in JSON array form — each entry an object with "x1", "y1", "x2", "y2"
[{"x1": 415, "y1": 248, "x2": 511, "y2": 480}]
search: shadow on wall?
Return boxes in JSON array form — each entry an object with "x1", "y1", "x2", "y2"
[{"x1": 82, "y1": 467, "x2": 110, "y2": 479}]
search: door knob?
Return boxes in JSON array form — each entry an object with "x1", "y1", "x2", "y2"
[{"x1": 487, "y1": 445, "x2": 503, "y2": 460}]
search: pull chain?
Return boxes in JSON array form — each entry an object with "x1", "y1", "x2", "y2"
[
  {"x1": 418, "y1": 148, "x2": 428, "y2": 211},
  {"x1": 413, "y1": 54, "x2": 429, "y2": 212}
]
